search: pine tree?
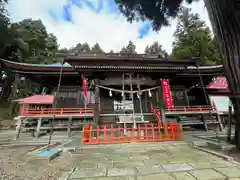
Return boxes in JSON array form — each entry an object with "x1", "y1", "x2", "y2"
[
  {"x1": 145, "y1": 42, "x2": 168, "y2": 58},
  {"x1": 171, "y1": 8, "x2": 220, "y2": 65},
  {"x1": 120, "y1": 41, "x2": 136, "y2": 55},
  {"x1": 91, "y1": 43, "x2": 104, "y2": 54}
]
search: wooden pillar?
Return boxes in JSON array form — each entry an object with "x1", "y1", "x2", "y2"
[
  {"x1": 122, "y1": 73, "x2": 125, "y2": 114},
  {"x1": 129, "y1": 74, "x2": 136, "y2": 128},
  {"x1": 227, "y1": 104, "x2": 233, "y2": 142},
  {"x1": 216, "y1": 113, "x2": 223, "y2": 131},
  {"x1": 159, "y1": 85, "x2": 166, "y2": 124},
  {"x1": 122, "y1": 73, "x2": 127, "y2": 135},
  {"x1": 15, "y1": 118, "x2": 22, "y2": 140},
  {"x1": 144, "y1": 92, "x2": 148, "y2": 112},
  {"x1": 156, "y1": 89, "x2": 159, "y2": 102},
  {"x1": 48, "y1": 117, "x2": 55, "y2": 145},
  {"x1": 137, "y1": 74, "x2": 144, "y2": 121},
  {"x1": 201, "y1": 114, "x2": 208, "y2": 131},
  {"x1": 77, "y1": 90, "x2": 81, "y2": 106},
  {"x1": 67, "y1": 116, "x2": 72, "y2": 137},
  {"x1": 35, "y1": 118, "x2": 42, "y2": 139},
  {"x1": 94, "y1": 79, "x2": 100, "y2": 124},
  {"x1": 184, "y1": 89, "x2": 190, "y2": 106}
]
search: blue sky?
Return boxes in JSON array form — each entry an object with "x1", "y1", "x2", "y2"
[{"x1": 7, "y1": 0, "x2": 211, "y2": 53}]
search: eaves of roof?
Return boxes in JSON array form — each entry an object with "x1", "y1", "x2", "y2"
[
  {"x1": 0, "y1": 58, "x2": 224, "y2": 74},
  {"x1": 0, "y1": 58, "x2": 74, "y2": 72},
  {"x1": 73, "y1": 65, "x2": 223, "y2": 74}
]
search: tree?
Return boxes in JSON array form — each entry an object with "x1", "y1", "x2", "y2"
[
  {"x1": 0, "y1": 18, "x2": 58, "y2": 115},
  {"x1": 81, "y1": 43, "x2": 91, "y2": 53},
  {"x1": 120, "y1": 41, "x2": 136, "y2": 55},
  {"x1": 145, "y1": 42, "x2": 168, "y2": 58},
  {"x1": 69, "y1": 43, "x2": 91, "y2": 55},
  {"x1": 115, "y1": 0, "x2": 240, "y2": 149},
  {"x1": 9, "y1": 19, "x2": 59, "y2": 64},
  {"x1": 0, "y1": 4, "x2": 50, "y2": 117},
  {"x1": 91, "y1": 43, "x2": 104, "y2": 54},
  {"x1": 58, "y1": 48, "x2": 69, "y2": 54},
  {"x1": 0, "y1": 1, "x2": 29, "y2": 62},
  {"x1": 43, "y1": 33, "x2": 59, "y2": 63},
  {"x1": 171, "y1": 8, "x2": 220, "y2": 65},
  {"x1": 0, "y1": 1, "x2": 10, "y2": 55},
  {"x1": 109, "y1": 50, "x2": 115, "y2": 54}
]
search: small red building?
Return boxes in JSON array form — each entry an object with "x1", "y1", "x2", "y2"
[{"x1": 206, "y1": 76, "x2": 232, "y2": 114}]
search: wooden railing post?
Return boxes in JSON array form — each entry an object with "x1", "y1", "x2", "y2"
[{"x1": 67, "y1": 116, "x2": 72, "y2": 137}]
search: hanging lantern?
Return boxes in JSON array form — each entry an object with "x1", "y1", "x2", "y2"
[
  {"x1": 121, "y1": 91, "x2": 124, "y2": 96},
  {"x1": 148, "y1": 89, "x2": 152, "y2": 97},
  {"x1": 137, "y1": 93, "x2": 140, "y2": 99},
  {"x1": 109, "y1": 90, "x2": 112, "y2": 97}
]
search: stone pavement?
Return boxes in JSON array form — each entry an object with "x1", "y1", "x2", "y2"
[{"x1": 59, "y1": 142, "x2": 240, "y2": 180}]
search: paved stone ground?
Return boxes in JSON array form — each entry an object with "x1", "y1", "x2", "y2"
[
  {"x1": 0, "y1": 131, "x2": 77, "y2": 180},
  {"x1": 59, "y1": 142, "x2": 240, "y2": 180},
  {"x1": 1, "y1": 130, "x2": 239, "y2": 180}
]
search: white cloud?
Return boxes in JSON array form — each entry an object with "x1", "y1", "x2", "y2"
[{"x1": 7, "y1": 0, "x2": 211, "y2": 54}]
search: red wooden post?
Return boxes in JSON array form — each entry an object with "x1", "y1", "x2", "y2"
[
  {"x1": 20, "y1": 104, "x2": 25, "y2": 116},
  {"x1": 164, "y1": 123, "x2": 169, "y2": 139},
  {"x1": 145, "y1": 124, "x2": 148, "y2": 140},
  {"x1": 83, "y1": 124, "x2": 90, "y2": 143},
  {"x1": 151, "y1": 124, "x2": 155, "y2": 140},
  {"x1": 96, "y1": 126, "x2": 99, "y2": 141},
  {"x1": 170, "y1": 123, "x2": 175, "y2": 140},
  {"x1": 110, "y1": 124, "x2": 114, "y2": 143},
  {"x1": 103, "y1": 125, "x2": 107, "y2": 143},
  {"x1": 82, "y1": 125, "x2": 85, "y2": 144},
  {"x1": 157, "y1": 123, "x2": 161, "y2": 139},
  {"x1": 89, "y1": 125, "x2": 92, "y2": 144},
  {"x1": 138, "y1": 124, "x2": 141, "y2": 139}
]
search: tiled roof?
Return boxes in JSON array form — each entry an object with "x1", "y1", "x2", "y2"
[
  {"x1": 0, "y1": 58, "x2": 224, "y2": 71},
  {"x1": 14, "y1": 95, "x2": 54, "y2": 104},
  {"x1": 206, "y1": 77, "x2": 228, "y2": 90}
]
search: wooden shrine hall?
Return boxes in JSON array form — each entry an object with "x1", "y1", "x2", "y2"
[{"x1": 0, "y1": 54, "x2": 225, "y2": 140}]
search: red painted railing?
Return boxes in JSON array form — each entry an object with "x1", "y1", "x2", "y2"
[
  {"x1": 82, "y1": 123, "x2": 181, "y2": 145},
  {"x1": 20, "y1": 108, "x2": 95, "y2": 117},
  {"x1": 164, "y1": 105, "x2": 217, "y2": 112},
  {"x1": 150, "y1": 104, "x2": 162, "y2": 124}
]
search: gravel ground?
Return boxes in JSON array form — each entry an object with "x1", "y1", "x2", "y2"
[{"x1": 0, "y1": 145, "x2": 74, "y2": 180}]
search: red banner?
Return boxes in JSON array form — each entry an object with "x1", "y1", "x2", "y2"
[
  {"x1": 82, "y1": 76, "x2": 88, "y2": 107},
  {"x1": 161, "y1": 79, "x2": 173, "y2": 108}
]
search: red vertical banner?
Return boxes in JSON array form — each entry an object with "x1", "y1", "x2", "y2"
[
  {"x1": 161, "y1": 79, "x2": 173, "y2": 109},
  {"x1": 82, "y1": 76, "x2": 88, "y2": 108}
]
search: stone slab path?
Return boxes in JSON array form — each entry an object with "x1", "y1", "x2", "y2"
[{"x1": 59, "y1": 142, "x2": 240, "y2": 180}]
